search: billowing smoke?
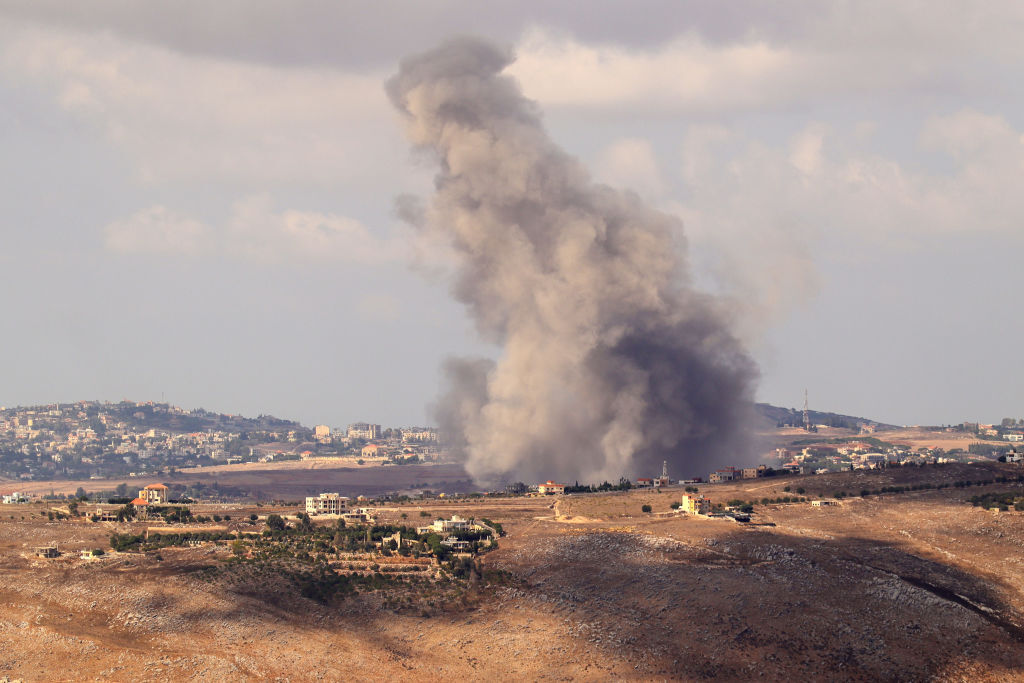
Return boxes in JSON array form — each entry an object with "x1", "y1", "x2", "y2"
[{"x1": 387, "y1": 37, "x2": 757, "y2": 485}]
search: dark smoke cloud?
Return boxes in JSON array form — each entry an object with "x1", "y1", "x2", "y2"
[{"x1": 388, "y1": 36, "x2": 758, "y2": 485}]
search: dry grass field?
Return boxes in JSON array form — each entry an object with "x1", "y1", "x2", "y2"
[
  {"x1": 0, "y1": 462, "x2": 472, "y2": 499},
  {"x1": 3, "y1": 462, "x2": 1024, "y2": 680}
]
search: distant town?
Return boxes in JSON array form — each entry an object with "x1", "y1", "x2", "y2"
[
  {"x1": 0, "y1": 400, "x2": 441, "y2": 486},
  {"x1": 2, "y1": 400, "x2": 1023, "y2": 505}
]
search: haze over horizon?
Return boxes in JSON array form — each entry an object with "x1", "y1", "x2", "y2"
[{"x1": 1, "y1": 2, "x2": 1022, "y2": 430}]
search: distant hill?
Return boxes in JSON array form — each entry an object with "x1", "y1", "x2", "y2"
[
  {"x1": 754, "y1": 403, "x2": 897, "y2": 431},
  {"x1": 106, "y1": 401, "x2": 307, "y2": 435}
]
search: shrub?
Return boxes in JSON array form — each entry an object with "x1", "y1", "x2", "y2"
[
  {"x1": 796, "y1": 487, "x2": 805, "y2": 495},
  {"x1": 783, "y1": 486, "x2": 791, "y2": 493},
  {"x1": 670, "y1": 501, "x2": 681, "y2": 510},
  {"x1": 641, "y1": 504, "x2": 652, "y2": 513}
]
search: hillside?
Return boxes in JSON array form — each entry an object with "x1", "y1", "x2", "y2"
[
  {"x1": 754, "y1": 402, "x2": 897, "y2": 431},
  {"x1": 2, "y1": 461, "x2": 1023, "y2": 680}
]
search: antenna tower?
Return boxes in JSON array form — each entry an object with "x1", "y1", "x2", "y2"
[{"x1": 803, "y1": 389, "x2": 810, "y2": 432}]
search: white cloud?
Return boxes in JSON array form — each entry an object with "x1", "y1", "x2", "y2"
[
  {"x1": 509, "y1": 16, "x2": 1024, "y2": 115},
  {"x1": 672, "y1": 111, "x2": 1024, "y2": 342},
  {"x1": 225, "y1": 195, "x2": 408, "y2": 263},
  {"x1": 0, "y1": 24, "x2": 407, "y2": 189},
  {"x1": 104, "y1": 196, "x2": 408, "y2": 264},
  {"x1": 104, "y1": 205, "x2": 211, "y2": 255},
  {"x1": 510, "y1": 28, "x2": 798, "y2": 114}
]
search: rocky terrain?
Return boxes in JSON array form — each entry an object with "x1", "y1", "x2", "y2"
[{"x1": 2, "y1": 463, "x2": 1024, "y2": 680}]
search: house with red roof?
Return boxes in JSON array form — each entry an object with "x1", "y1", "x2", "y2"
[{"x1": 138, "y1": 483, "x2": 168, "y2": 504}]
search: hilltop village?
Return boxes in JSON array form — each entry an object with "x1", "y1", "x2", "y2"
[{"x1": 0, "y1": 401, "x2": 442, "y2": 485}]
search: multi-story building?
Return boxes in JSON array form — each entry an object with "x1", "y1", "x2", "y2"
[
  {"x1": 742, "y1": 465, "x2": 767, "y2": 479},
  {"x1": 347, "y1": 423, "x2": 381, "y2": 440},
  {"x1": 306, "y1": 492, "x2": 349, "y2": 515},
  {"x1": 138, "y1": 483, "x2": 168, "y2": 504},
  {"x1": 401, "y1": 428, "x2": 438, "y2": 443},
  {"x1": 680, "y1": 493, "x2": 710, "y2": 515},
  {"x1": 418, "y1": 514, "x2": 472, "y2": 534},
  {"x1": 314, "y1": 425, "x2": 331, "y2": 444},
  {"x1": 709, "y1": 467, "x2": 739, "y2": 484}
]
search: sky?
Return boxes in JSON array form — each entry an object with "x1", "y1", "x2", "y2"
[{"x1": 0, "y1": 1, "x2": 1022, "y2": 429}]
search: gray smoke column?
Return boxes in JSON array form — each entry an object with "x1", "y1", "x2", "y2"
[{"x1": 387, "y1": 37, "x2": 758, "y2": 485}]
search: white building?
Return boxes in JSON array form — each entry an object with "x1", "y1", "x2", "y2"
[
  {"x1": 401, "y1": 427, "x2": 438, "y2": 443},
  {"x1": 418, "y1": 514, "x2": 472, "y2": 534},
  {"x1": 306, "y1": 492, "x2": 349, "y2": 515},
  {"x1": 347, "y1": 423, "x2": 381, "y2": 440},
  {"x1": 314, "y1": 425, "x2": 332, "y2": 444},
  {"x1": 537, "y1": 481, "x2": 565, "y2": 495}
]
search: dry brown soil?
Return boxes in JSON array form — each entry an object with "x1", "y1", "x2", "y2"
[{"x1": 2, "y1": 463, "x2": 1024, "y2": 680}]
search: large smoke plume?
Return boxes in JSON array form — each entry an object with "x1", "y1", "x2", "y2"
[{"x1": 387, "y1": 37, "x2": 757, "y2": 485}]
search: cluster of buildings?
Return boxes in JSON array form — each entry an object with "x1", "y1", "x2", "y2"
[
  {"x1": 708, "y1": 465, "x2": 767, "y2": 483},
  {"x1": 305, "y1": 423, "x2": 442, "y2": 461},
  {"x1": 0, "y1": 401, "x2": 305, "y2": 482},
  {"x1": 0, "y1": 401, "x2": 445, "y2": 485}
]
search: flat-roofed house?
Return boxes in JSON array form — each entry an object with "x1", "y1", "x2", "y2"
[
  {"x1": 306, "y1": 492, "x2": 349, "y2": 515},
  {"x1": 139, "y1": 483, "x2": 168, "y2": 504},
  {"x1": 680, "y1": 493, "x2": 710, "y2": 516},
  {"x1": 537, "y1": 481, "x2": 565, "y2": 495}
]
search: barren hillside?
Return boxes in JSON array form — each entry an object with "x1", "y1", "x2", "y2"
[{"x1": 2, "y1": 463, "x2": 1024, "y2": 680}]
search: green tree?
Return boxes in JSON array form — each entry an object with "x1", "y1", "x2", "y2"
[
  {"x1": 641, "y1": 504, "x2": 652, "y2": 513},
  {"x1": 266, "y1": 514, "x2": 286, "y2": 531}
]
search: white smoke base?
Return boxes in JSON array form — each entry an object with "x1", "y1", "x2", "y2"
[{"x1": 387, "y1": 37, "x2": 758, "y2": 486}]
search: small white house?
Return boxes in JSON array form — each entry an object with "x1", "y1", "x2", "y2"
[{"x1": 537, "y1": 481, "x2": 565, "y2": 495}]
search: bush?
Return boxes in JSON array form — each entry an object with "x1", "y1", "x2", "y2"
[
  {"x1": 796, "y1": 487, "x2": 805, "y2": 495},
  {"x1": 670, "y1": 501, "x2": 681, "y2": 510},
  {"x1": 641, "y1": 504, "x2": 652, "y2": 513},
  {"x1": 783, "y1": 486, "x2": 791, "y2": 493}
]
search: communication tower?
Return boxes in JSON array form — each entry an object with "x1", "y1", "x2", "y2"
[{"x1": 803, "y1": 389, "x2": 810, "y2": 432}]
